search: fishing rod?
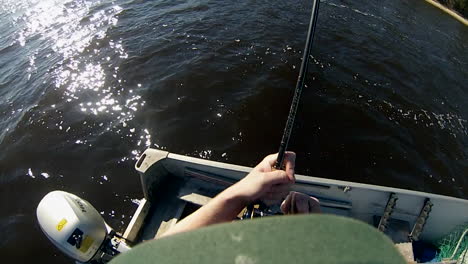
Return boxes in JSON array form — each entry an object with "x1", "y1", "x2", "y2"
[{"x1": 274, "y1": 0, "x2": 321, "y2": 169}]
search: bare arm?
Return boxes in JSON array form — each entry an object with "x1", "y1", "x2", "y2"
[
  {"x1": 160, "y1": 152, "x2": 296, "y2": 238},
  {"x1": 159, "y1": 185, "x2": 247, "y2": 237}
]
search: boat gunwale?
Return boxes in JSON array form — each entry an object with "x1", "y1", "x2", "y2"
[{"x1": 136, "y1": 148, "x2": 468, "y2": 205}]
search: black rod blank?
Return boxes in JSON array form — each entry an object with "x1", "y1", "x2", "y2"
[{"x1": 274, "y1": 0, "x2": 321, "y2": 169}]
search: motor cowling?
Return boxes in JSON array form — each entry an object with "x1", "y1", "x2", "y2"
[{"x1": 37, "y1": 191, "x2": 108, "y2": 263}]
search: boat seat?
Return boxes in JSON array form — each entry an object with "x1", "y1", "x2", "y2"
[{"x1": 111, "y1": 214, "x2": 406, "y2": 264}]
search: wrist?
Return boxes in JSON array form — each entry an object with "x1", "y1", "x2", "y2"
[{"x1": 218, "y1": 184, "x2": 251, "y2": 209}]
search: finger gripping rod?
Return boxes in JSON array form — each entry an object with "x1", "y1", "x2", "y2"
[{"x1": 275, "y1": 0, "x2": 321, "y2": 169}]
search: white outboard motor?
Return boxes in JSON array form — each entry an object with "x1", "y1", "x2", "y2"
[{"x1": 37, "y1": 191, "x2": 131, "y2": 263}]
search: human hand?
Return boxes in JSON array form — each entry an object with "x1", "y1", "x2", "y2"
[
  {"x1": 228, "y1": 152, "x2": 296, "y2": 205},
  {"x1": 280, "y1": 191, "x2": 321, "y2": 214}
]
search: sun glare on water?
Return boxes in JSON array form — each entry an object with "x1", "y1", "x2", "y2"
[{"x1": 6, "y1": 0, "x2": 153, "y2": 161}]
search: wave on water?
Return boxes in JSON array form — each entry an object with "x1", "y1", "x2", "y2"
[
  {"x1": 0, "y1": 0, "x2": 153, "y2": 160},
  {"x1": 325, "y1": 1, "x2": 382, "y2": 19}
]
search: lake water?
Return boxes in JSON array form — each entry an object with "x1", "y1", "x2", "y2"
[{"x1": 0, "y1": 0, "x2": 467, "y2": 262}]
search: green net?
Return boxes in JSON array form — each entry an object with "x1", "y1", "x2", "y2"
[{"x1": 435, "y1": 224, "x2": 468, "y2": 261}]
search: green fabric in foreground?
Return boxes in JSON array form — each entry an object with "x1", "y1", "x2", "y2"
[{"x1": 111, "y1": 214, "x2": 406, "y2": 264}]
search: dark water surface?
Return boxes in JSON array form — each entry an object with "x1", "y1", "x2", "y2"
[{"x1": 0, "y1": 0, "x2": 467, "y2": 262}]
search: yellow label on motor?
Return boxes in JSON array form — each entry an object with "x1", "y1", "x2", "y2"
[
  {"x1": 79, "y1": 235, "x2": 94, "y2": 253},
  {"x1": 56, "y1": 219, "x2": 67, "y2": 231}
]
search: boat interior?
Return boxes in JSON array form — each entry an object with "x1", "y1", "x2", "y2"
[{"x1": 121, "y1": 148, "x2": 468, "y2": 263}]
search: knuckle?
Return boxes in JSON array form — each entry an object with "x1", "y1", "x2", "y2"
[
  {"x1": 279, "y1": 171, "x2": 288, "y2": 181},
  {"x1": 264, "y1": 153, "x2": 277, "y2": 162},
  {"x1": 260, "y1": 173, "x2": 269, "y2": 185}
]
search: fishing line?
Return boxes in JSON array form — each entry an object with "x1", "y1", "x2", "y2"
[{"x1": 274, "y1": 0, "x2": 321, "y2": 169}]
